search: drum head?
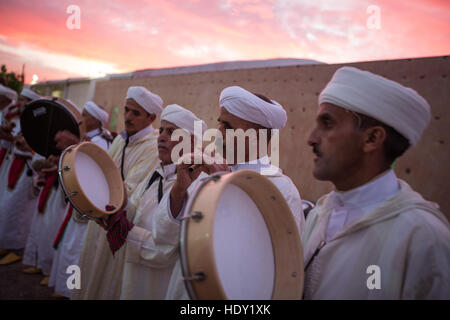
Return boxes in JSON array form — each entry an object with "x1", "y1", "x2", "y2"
[
  {"x1": 58, "y1": 142, "x2": 124, "y2": 219},
  {"x1": 214, "y1": 183, "x2": 275, "y2": 299},
  {"x1": 20, "y1": 98, "x2": 82, "y2": 157},
  {"x1": 180, "y1": 170, "x2": 304, "y2": 300}
]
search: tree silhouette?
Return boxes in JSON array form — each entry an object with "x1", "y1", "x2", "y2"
[{"x1": 0, "y1": 64, "x2": 24, "y2": 94}]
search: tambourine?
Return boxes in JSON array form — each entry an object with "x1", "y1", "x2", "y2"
[
  {"x1": 58, "y1": 142, "x2": 124, "y2": 219},
  {"x1": 180, "y1": 169, "x2": 304, "y2": 300}
]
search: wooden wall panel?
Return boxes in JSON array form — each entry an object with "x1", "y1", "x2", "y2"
[{"x1": 93, "y1": 56, "x2": 450, "y2": 220}]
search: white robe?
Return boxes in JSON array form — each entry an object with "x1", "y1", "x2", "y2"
[
  {"x1": 120, "y1": 162, "x2": 177, "y2": 299},
  {"x1": 0, "y1": 106, "x2": 36, "y2": 249},
  {"x1": 0, "y1": 146, "x2": 37, "y2": 250},
  {"x1": 49, "y1": 130, "x2": 110, "y2": 297},
  {"x1": 72, "y1": 125, "x2": 159, "y2": 299},
  {"x1": 22, "y1": 172, "x2": 66, "y2": 275},
  {"x1": 302, "y1": 176, "x2": 450, "y2": 299},
  {"x1": 161, "y1": 157, "x2": 304, "y2": 299}
]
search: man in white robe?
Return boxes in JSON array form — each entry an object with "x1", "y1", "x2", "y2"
[
  {"x1": 0, "y1": 84, "x2": 18, "y2": 221},
  {"x1": 72, "y1": 86, "x2": 162, "y2": 299},
  {"x1": 116, "y1": 104, "x2": 206, "y2": 299},
  {"x1": 0, "y1": 87, "x2": 42, "y2": 265},
  {"x1": 48, "y1": 101, "x2": 112, "y2": 298},
  {"x1": 21, "y1": 164, "x2": 66, "y2": 283},
  {"x1": 302, "y1": 66, "x2": 450, "y2": 299},
  {"x1": 154, "y1": 86, "x2": 305, "y2": 299}
]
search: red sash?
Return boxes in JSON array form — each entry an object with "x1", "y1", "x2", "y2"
[
  {"x1": 53, "y1": 204, "x2": 73, "y2": 250},
  {"x1": 7, "y1": 155, "x2": 30, "y2": 189},
  {"x1": 38, "y1": 173, "x2": 58, "y2": 213},
  {"x1": 0, "y1": 147, "x2": 7, "y2": 168}
]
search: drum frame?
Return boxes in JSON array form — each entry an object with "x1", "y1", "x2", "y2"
[
  {"x1": 180, "y1": 169, "x2": 304, "y2": 300},
  {"x1": 58, "y1": 142, "x2": 124, "y2": 219}
]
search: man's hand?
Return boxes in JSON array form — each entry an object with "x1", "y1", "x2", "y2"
[
  {"x1": 94, "y1": 216, "x2": 110, "y2": 230},
  {"x1": 14, "y1": 135, "x2": 33, "y2": 153},
  {"x1": 169, "y1": 152, "x2": 229, "y2": 219},
  {"x1": 0, "y1": 124, "x2": 15, "y2": 141},
  {"x1": 54, "y1": 130, "x2": 80, "y2": 150},
  {"x1": 47, "y1": 155, "x2": 60, "y2": 167}
]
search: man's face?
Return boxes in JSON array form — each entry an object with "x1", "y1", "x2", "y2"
[
  {"x1": 124, "y1": 98, "x2": 154, "y2": 136},
  {"x1": 307, "y1": 103, "x2": 364, "y2": 186},
  {"x1": 17, "y1": 95, "x2": 31, "y2": 110},
  {"x1": 82, "y1": 109, "x2": 101, "y2": 132},
  {"x1": 217, "y1": 107, "x2": 261, "y2": 164},
  {"x1": 158, "y1": 120, "x2": 186, "y2": 165}
]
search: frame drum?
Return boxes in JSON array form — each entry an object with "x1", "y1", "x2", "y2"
[
  {"x1": 58, "y1": 142, "x2": 124, "y2": 219},
  {"x1": 180, "y1": 169, "x2": 304, "y2": 300},
  {"x1": 20, "y1": 97, "x2": 86, "y2": 157}
]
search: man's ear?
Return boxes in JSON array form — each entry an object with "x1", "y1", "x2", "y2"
[
  {"x1": 148, "y1": 114, "x2": 156, "y2": 122},
  {"x1": 362, "y1": 126, "x2": 386, "y2": 153}
]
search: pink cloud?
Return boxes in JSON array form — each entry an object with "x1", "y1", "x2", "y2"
[{"x1": 0, "y1": 0, "x2": 448, "y2": 82}]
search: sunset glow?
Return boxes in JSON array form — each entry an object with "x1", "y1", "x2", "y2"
[{"x1": 1, "y1": 0, "x2": 449, "y2": 83}]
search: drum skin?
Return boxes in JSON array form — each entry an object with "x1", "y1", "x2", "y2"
[
  {"x1": 181, "y1": 169, "x2": 304, "y2": 300},
  {"x1": 58, "y1": 142, "x2": 124, "y2": 219},
  {"x1": 20, "y1": 97, "x2": 86, "y2": 157}
]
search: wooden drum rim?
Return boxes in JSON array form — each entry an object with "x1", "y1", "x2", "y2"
[
  {"x1": 180, "y1": 169, "x2": 304, "y2": 300},
  {"x1": 58, "y1": 141, "x2": 124, "y2": 219}
]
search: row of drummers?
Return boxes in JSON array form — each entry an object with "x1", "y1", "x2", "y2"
[
  {"x1": 0, "y1": 83, "x2": 306, "y2": 299},
  {"x1": 1, "y1": 63, "x2": 449, "y2": 300},
  {"x1": 0, "y1": 85, "x2": 114, "y2": 297}
]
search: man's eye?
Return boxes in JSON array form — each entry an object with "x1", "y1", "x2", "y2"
[
  {"x1": 133, "y1": 111, "x2": 140, "y2": 116},
  {"x1": 322, "y1": 120, "x2": 333, "y2": 128}
]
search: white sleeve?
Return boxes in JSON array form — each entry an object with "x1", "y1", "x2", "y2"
[
  {"x1": 125, "y1": 191, "x2": 181, "y2": 269},
  {"x1": 91, "y1": 135, "x2": 109, "y2": 151}
]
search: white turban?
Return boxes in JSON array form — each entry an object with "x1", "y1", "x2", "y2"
[
  {"x1": 0, "y1": 84, "x2": 17, "y2": 104},
  {"x1": 20, "y1": 88, "x2": 41, "y2": 101},
  {"x1": 84, "y1": 101, "x2": 109, "y2": 126},
  {"x1": 219, "y1": 86, "x2": 287, "y2": 129},
  {"x1": 319, "y1": 66, "x2": 431, "y2": 147},
  {"x1": 161, "y1": 104, "x2": 206, "y2": 139},
  {"x1": 126, "y1": 86, "x2": 163, "y2": 115}
]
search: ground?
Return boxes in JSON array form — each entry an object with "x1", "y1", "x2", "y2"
[{"x1": 0, "y1": 250, "x2": 63, "y2": 300}]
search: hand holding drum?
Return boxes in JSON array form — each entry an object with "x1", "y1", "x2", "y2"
[{"x1": 54, "y1": 130, "x2": 81, "y2": 151}]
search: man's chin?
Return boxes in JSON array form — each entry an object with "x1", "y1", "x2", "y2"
[
  {"x1": 125, "y1": 128, "x2": 137, "y2": 136},
  {"x1": 312, "y1": 167, "x2": 329, "y2": 181}
]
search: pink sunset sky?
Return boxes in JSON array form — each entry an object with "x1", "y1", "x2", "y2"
[{"x1": 1, "y1": 0, "x2": 449, "y2": 83}]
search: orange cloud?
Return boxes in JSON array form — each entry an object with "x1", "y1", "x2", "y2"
[{"x1": 0, "y1": 0, "x2": 448, "y2": 83}]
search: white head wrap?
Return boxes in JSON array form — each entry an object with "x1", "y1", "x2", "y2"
[
  {"x1": 161, "y1": 104, "x2": 206, "y2": 139},
  {"x1": 84, "y1": 101, "x2": 109, "y2": 126},
  {"x1": 219, "y1": 86, "x2": 287, "y2": 129},
  {"x1": 0, "y1": 84, "x2": 17, "y2": 104},
  {"x1": 20, "y1": 88, "x2": 41, "y2": 101},
  {"x1": 126, "y1": 86, "x2": 163, "y2": 115},
  {"x1": 319, "y1": 66, "x2": 431, "y2": 147}
]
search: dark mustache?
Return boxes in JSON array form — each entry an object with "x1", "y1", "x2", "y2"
[
  {"x1": 312, "y1": 145, "x2": 322, "y2": 157},
  {"x1": 125, "y1": 120, "x2": 133, "y2": 126}
]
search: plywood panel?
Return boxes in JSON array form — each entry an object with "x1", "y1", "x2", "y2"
[{"x1": 93, "y1": 56, "x2": 450, "y2": 220}]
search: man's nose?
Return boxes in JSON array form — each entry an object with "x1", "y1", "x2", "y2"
[{"x1": 307, "y1": 127, "x2": 319, "y2": 147}]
